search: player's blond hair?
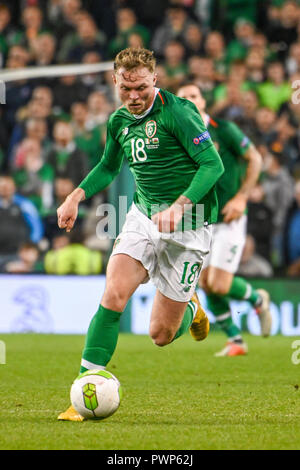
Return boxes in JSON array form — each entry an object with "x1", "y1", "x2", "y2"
[{"x1": 114, "y1": 47, "x2": 156, "y2": 73}]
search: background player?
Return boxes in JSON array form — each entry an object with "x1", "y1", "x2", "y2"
[
  {"x1": 56, "y1": 48, "x2": 224, "y2": 420},
  {"x1": 177, "y1": 83, "x2": 272, "y2": 357}
]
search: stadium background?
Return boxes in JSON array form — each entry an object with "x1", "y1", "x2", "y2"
[{"x1": 0, "y1": 0, "x2": 299, "y2": 335}]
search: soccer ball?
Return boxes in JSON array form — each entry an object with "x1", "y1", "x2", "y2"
[{"x1": 70, "y1": 369, "x2": 122, "y2": 420}]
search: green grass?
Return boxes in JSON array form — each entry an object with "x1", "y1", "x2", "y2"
[{"x1": 0, "y1": 333, "x2": 300, "y2": 450}]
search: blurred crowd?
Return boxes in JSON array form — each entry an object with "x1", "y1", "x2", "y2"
[{"x1": 0, "y1": 0, "x2": 300, "y2": 277}]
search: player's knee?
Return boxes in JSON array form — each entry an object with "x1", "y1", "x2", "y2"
[
  {"x1": 150, "y1": 327, "x2": 173, "y2": 347},
  {"x1": 102, "y1": 287, "x2": 129, "y2": 312}
]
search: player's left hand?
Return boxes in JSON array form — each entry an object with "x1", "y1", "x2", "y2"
[
  {"x1": 221, "y1": 193, "x2": 247, "y2": 223},
  {"x1": 151, "y1": 204, "x2": 183, "y2": 232}
]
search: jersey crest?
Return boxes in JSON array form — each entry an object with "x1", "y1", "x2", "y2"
[{"x1": 145, "y1": 120, "x2": 157, "y2": 138}]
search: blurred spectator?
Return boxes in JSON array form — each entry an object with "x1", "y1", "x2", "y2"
[
  {"x1": 257, "y1": 61, "x2": 291, "y2": 111},
  {"x1": 204, "y1": 31, "x2": 227, "y2": 80},
  {"x1": 286, "y1": 41, "x2": 300, "y2": 75},
  {"x1": 163, "y1": 40, "x2": 188, "y2": 92},
  {"x1": 0, "y1": 241, "x2": 41, "y2": 273},
  {"x1": 283, "y1": 180, "x2": 300, "y2": 275},
  {"x1": 0, "y1": 4, "x2": 15, "y2": 66},
  {"x1": 261, "y1": 147, "x2": 295, "y2": 265},
  {"x1": 152, "y1": 5, "x2": 194, "y2": 58},
  {"x1": 247, "y1": 183, "x2": 274, "y2": 262},
  {"x1": 79, "y1": 51, "x2": 105, "y2": 93},
  {"x1": 237, "y1": 234, "x2": 274, "y2": 278},
  {"x1": 0, "y1": 174, "x2": 44, "y2": 259},
  {"x1": 270, "y1": 114, "x2": 299, "y2": 174},
  {"x1": 25, "y1": 117, "x2": 52, "y2": 155},
  {"x1": 188, "y1": 56, "x2": 216, "y2": 109},
  {"x1": 226, "y1": 18, "x2": 256, "y2": 64},
  {"x1": 58, "y1": 10, "x2": 106, "y2": 63},
  {"x1": 108, "y1": 8, "x2": 150, "y2": 58},
  {"x1": 212, "y1": 60, "x2": 253, "y2": 117},
  {"x1": 67, "y1": 14, "x2": 107, "y2": 63},
  {"x1": 118, "y1": 0, "x2": 169, "y2": 32},
  {"x1": 254, "y1": 107, "x2": 277, "y2": 145},
  {"x1": 48, "y1": 0, "x2": 82, "y2": 45},
  {"x1": 46, "y1": 120, "x2": 89, "y2": 186},
  {"x1": 71, "y1": 101, "x2": 104, "y2": 169},
  {"x1": 266, "y1": 0, "x2": 299, "y2": 60},
  {"x1": 235, "y1": 90, "x2": 259, "y2": 141},
  {"x1": 245, "y1": 49, "x2": 265, "y2": 84},
  {"x1": 44, "y1": 228, "x2": 102, "y2": 275},
  {"x1": 87, "y1": 91, "x2": 112, "y2": 127},
  {"x1": 183, "y1": 23, "x2": 203, "y2": 58},
  {"x1": 8, "y1": 86, "x2": 54, "y2": 163},
  {"x1": 52, "y1": 74, "x2": 88, "y2": 114},
  {"x1": 30, "y1": 32, "x2": 56, "y2": 66},
  {"x1": 13, "y1": 137, "x2": 54, "y2": 212},
  {"x1": 19, "y1": 5, "x2": 45, "y2": 54},
  {"x1": 155, "y1": 64, "x2": 173, "y2": 90},
  {"x1": 210, "y1": 0, "x2": 260, "y2": 39},
  {"x1": 5, "y1": 45, "x2": 32, "y2": 130}
]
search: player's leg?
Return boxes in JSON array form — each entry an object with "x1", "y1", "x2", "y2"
[
  {"x1": 80, "y1": 253, "x2": 148, "y2": 373},
  {"x1": 203, "y1": 266, "x2": 247, "y2": 356},
  {"x1": 148, "y1": 226, "x2": 211, "y2": 346},
  {"x1": 58, "y1": 254, "x2": 147, "y2": 421},
  {"x1": 149, "y1": 288, "x2": 208, "y2": 345},
  {"x1": 149, "y1": 289, "x2": 190, "y2": 346}
]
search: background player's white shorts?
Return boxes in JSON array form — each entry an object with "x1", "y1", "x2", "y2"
[
  {"x1": 112, "y1": 203, "x2": 212, "y2": 302},
  {"x1": 202, "y1": 215, "x2": 247, "y2": 274}
]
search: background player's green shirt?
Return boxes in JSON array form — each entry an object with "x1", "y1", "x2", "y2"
[
  {"x1": 79, "y1": 89, "x2": 224, "y2": 228},
  {"x1": 207, "y1": 117, "x2": 251, "y2": 223}
]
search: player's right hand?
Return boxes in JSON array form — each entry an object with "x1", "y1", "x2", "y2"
[{"x1": 57, "y1": 198, "x2": 79, "y2": 233}]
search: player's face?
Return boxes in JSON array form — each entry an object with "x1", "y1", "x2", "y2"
[
  {"x1": 114, "y1": 66, "x2": 157, "y2": 115},
  {"x1": 177, "y1": 85, "x2": 206, "y2": 113}
]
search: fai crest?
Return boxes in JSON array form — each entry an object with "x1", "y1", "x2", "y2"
[{"x1": 145, "y1": 120, "x2": 157, "y2": 138}]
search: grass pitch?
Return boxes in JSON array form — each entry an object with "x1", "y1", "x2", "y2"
[{"x1": 0, "y1": 332, "x2": 299, "y2": 450}]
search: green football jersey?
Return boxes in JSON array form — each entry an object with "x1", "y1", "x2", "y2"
[
  {"x1": 207, "y1": 117, "x2": 251, "y2": 222},
  {"x1": 79, "y1": 89, "x2": 224, "y2": 228}
]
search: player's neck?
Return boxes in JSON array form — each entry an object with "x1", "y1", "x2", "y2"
[{"x1": 133, "y1": 88, "x2": 159, "y2": 119}]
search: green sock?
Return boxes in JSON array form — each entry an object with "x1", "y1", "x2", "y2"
[
  {"x1": 228, "y1": 276, "x2": 261, "y2": 307},
  {"x1": 172, "y1": 301, "x2": 194, "y2": 342},
  {"x1": 80, "y1": 305, "x2": 122, "y2": 373},
  {"x1": 207, "y1": 293, "x2": 241, "y2": 340}
]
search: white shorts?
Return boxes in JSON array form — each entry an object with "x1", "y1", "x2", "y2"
[
  {"x1": 112, "y1": 203, "x2": 212, "y2": 302},
  {"x1": 202, "y1": 215, "x2": 247, "y2": 274}
]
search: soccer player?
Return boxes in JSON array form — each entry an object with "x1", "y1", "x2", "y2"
[
  {"x1": 177, "y1": 83, "x2": 272, "y2": 357},
  {"x1": 57, "y1": 48, "x2": 224, "y2": 421}
]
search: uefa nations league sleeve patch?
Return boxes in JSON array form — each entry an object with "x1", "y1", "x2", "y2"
[{"x1": 193, "y1": 131, "x2": 210, "y2": 145}]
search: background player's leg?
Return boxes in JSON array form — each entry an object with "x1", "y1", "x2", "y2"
[
  {"x1": 206, "y1": 267, "x2": 271, "y2": 336},
  {"x1": 80, "y1": 254, "x2": 148, "y2": 372},
  {"x1": 200, "y1": 267, "x2": 246, "y2": 355}
]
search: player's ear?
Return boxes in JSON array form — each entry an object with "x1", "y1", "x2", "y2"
[
  {"x1": 153, "y1": 73, "x2": 157, "y2": 86},
  {"x1": 112, "y1": 73, "x2": 117, "y2": 86}
]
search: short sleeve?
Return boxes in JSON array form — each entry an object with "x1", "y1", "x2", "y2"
[{"x1": 168, "y1": 99, "x2": 215, "y2": 160}]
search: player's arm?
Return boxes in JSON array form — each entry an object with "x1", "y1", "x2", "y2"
[
  {"x1": 221, "y1": 124, "x2": 262, "y2": 223},
  {"x1": 152, "y1": 101, "x2": 224, "y2": 232},
  {"x1": 57, "y1": 121, "x2": 124, "y2": 232}
]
